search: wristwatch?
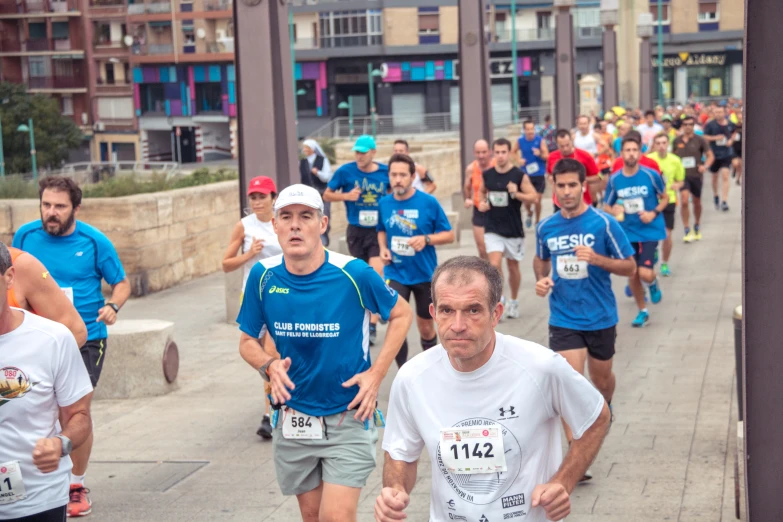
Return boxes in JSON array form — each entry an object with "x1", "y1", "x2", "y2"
[
  {"x1": 55, "y1": 435, "x2": 73, "y2": 457},
  {"x1": 105, "y1": 302, "x2": 120, "y2": 313},
  {"x1": 258, "y1": 359, "x2": 277, "y2": 383},
  {"x1": 425, "y1": 235, "x2": 431, "y2": 245}
]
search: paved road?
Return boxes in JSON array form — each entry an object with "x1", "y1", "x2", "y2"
[{"x1": 88, "y1": 186, "x2": 742, "y2": 521}]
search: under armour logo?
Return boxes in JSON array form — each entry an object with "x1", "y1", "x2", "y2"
[{"x1": 499, "y1": 406, "x2": 515, "y2": 417}]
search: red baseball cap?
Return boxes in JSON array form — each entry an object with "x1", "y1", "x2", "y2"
[{"x1": 247, "y1": 176, "x2": 277, "y2": 196}]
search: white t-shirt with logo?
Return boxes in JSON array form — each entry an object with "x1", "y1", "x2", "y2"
[
  {"x1": 0, "y1": 310, "x2": 93, "y2": 519},
  {"x1": 382, "y1": 332, "x2": 604, "y2": 522}
]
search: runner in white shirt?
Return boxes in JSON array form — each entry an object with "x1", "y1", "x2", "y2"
[
  {"x1": 375, "y1": 256, "x2": 611, "y2": 522},
  {"x1": 222, "y1": 175, "x2": 283, "y2": 440},
  {"x1": 572, "y1": 115, "x2": 599, "y2": 157},
  {"x1": 0, "y1": 242, "x2": 94, "y2": 522}
]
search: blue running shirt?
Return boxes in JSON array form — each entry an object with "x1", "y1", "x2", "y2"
[
  {"x1": 517, "y1": 135, "x2": 547, "y2": 177},
  {"x1": 237, "y1": 251, "x2": 399, "y2": 417},
  {"x1": 604, "y1": 167, "x2": 667, "y2": 243},
  {"x1": 536, "y1": 207, "x2": 634, "y2": 330},
  {"x1": 327, "y1": 162, "x2": 390, "y2": 228},
  {"x1": 377, "y1": 190, "x2": 452, "y2": 286},
  {"x1": 13, "y1": 220, "x2": 126, "y2": 341}
]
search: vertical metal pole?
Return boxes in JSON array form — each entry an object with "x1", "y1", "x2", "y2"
[
  {"x1": 289, "y1": 8, "x2": 298, "y2": 138},
  {"x1": 368, "y1": 63, "x2": 376, "y2": 139},
  {"x1": 639, "y1": 37, "x2": 653, "y2": 110},
  {"x1": 656, "y1": 0, "x2": 664, "y2": 103},
  {"x1": 457, "y1": 0, "x2": 493, "y2": 183},
  {"x1": 28, "y1": 118, "x2": 36, "y2": 181},
  {"x1": 555, "y1": 7, "x2": 576, "y2": 127},
  {"x1": 0, "y1": 119, "x2": 5, "y2": 177},
  {"x1": 232, "y1": 0, "x2": 296, "y2": 214},
  {"x1": 602, "y1": 27, "x2": 619, "y2": 111},
  {"x1": 510, "y1": 0, "x2": 518, "y2": 124},
  {"x1": 348, "y1": 95, "x2": 354, "y2": 138},
  {"x1": 744, "y1": 1, "x2": 783, "y2": 520}
]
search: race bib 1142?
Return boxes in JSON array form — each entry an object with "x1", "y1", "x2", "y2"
[
  {"x1": 0, "y1": 461, "x2": 26, "y2": 505},
  {"x1": 439, "y1": 425, "x2": 507, "y2": 474}
]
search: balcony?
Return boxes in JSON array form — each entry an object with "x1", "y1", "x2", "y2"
[
  {"x1": 96, "y1": 79, "x2": 133, "y2": 95},
  {"x1": 294, "y1": 37, "x2": 318, "y2": 50},
  {"x1": 575, "y1": 26, "x2": 602, "y2": 38},
  {"x1": 128, "y1": 1, "x2": 169, "y2": 14},
  {"x1": 493, "y1": 27, "x2": 554, "y2": 42},
  {"x1": 28, "y1": 74, "x2": 85, "y2": 89},
  {"x1": 89, "y1": 0, "x2": 127, "y2": 17},
  {"x1": 131, "y1": 42, "x2": 173, "y2": 55},
  {"x1": 93, "y1": 41, "x2": 129, "y2": 57},
  {"x1": 0, "y1": 38, "x2": 82, "y2": 54},
  {"x1": 319, "y1": 35, "x2": 382, "y2": 48},
  {"x1": 204, "y1": 0, "x2": 230, "y2": 11},
  {"x1": 0, "y1": 0, "x2": 78, "y2": 15}
]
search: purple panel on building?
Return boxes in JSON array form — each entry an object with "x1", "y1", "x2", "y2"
[
  {"x1": 169, "y1": 99, "x2": 182, "y2": 116},
  {"x1": 142, "y1": 67, "x2": 158, "y2": 83},
  {"x1": 300, "y1": 62, "x2": 320, "y2": 80},
  {"x1": 164, "y1": 83, "x2": 180, "y2": 99}
]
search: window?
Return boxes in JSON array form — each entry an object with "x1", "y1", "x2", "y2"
[
  {"x1": 62, "y1": 95, "x2": 73, "y2": 115},
  {"x1": 296, "y1": 80, "x2": 316, "y2": 112},
  {"x1": 698, "y1": 2, "x2": 719, "y2": 22},
  {"x1": 52, "y1": 22, "x2": 69, "y2": 40},
  {"x1": 140, "y1": 83, "x2": 165, "y2": 113},
  {"x1": 95, "y1": 22, "x2": 112, "y2": 45},
  {"x1": 418, "y1": 11, "x2": 439, "y2": 35},
  {"x1": 650, "y1": 4, "x2": 670, "y2": 24},
  {"x1": 28, "y1": 58, "x2": 46, "y2": 77},
  {"x1": 195, "y1": 82, "x2": 223, "y2": 113},
  {"x1": 319, "y1": 10, "x2": 382, "y2": 48},
  {"x1": 105, "y1": 63, "x2": 115, "y2": 84},
  {"x1": 98, "y1": 97, "x2": 134, "y2": 120}
]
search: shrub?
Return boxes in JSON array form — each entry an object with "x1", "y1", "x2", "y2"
[{"x1": 0, "y1": 175, "x2": 39, "y2": 199}]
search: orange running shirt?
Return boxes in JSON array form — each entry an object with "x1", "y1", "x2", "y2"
[{"x1": 469, "y1": 159, "x2": 495, "y2": 207}]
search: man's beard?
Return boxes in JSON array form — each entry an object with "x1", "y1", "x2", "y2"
[{"x1": 42, "y1": 211, "x2": 75, "y2": 236}]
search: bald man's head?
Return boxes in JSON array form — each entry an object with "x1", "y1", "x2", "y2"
[{"x1": 473, "y1": 139, "x2": 491, "y2": 166}]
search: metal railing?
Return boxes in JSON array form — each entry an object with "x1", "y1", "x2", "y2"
[
  {"x1": 654, "y1": 96, "x2": 740, "y2": 107},
  {"x1": 575, "y1": 26, "x2": 602, "y2": 38},
  {"x1": 493, "y1": 27, "x2": 555, "y2": 42},
  {"x1": 146, "y1": 1, "x2": 170, "y2": 13},
  {"x1": 309, "y1": 104, "x2": 554, "y2": 140},
  {"x1": 319, "y1": 35, "x2": 383, "y2": 48},
  {"x1": 127, "y1": 3, "x2": 144, "y2": 13},
  {"x1": 132, "y1": 43, "x2": 174, "y2": 55},
  {"x1": 204, "y1": 0, "x2": 230, "y2": 10},
  {"x1": 56, "y1": 161, "x2": 180, "y2": 181},
  {"x1": 28, "y1": 75, "x2": 85, "y2": 89},
  {"x1": 294, "y1": 37, "x2": 319, "y2": 50}
]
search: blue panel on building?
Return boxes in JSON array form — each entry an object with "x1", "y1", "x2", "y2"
[
  {"x1": 133, "y1": 67, "x2": 143, "y2": 83},
  {"x1": 227, "y1": 65, "x2": 235, "y2": 81},
  {"x1": 228, "y1": 82, "x2": 236, "y2": 104},
  {"x1": 411, "y1": 65, "x2": 425, "y2": 81},
  {"x1": 209, "y1": 65, "x2": 221, "y2": 81},
  {"x1": 401, "y1": 62, "x2": 410, "y2": 72},
  {"x1": 159, "y1": 66, "x2": 169, "y2": 83},
  {"x1": 165, "y1": 100, "x2": 171, "y2": 116},
  {"x1": 444, "y1": 60, "x2": 452, "y2": 80},
  {"x1": 424, "y1": 61, "x2": 435, "y2": 80},
  {"x1": 194, "y1": 65, "x2": 205, "y2": 82},
  {"x1": 181, "y1": 83, "x2": 188, "y2": 116},
  {"x1": 698, "y1": 22, "x2": 719, "y2": 31},
  {"x1": 295, "y1": 63, "x2": 302, "y2": 80},
  {"x1": 169, "y1": 66, "x2": 177, "y2": 82},
  {"x1": 418, "y1": 6, "x2": 438, "y2": 12},
  {"x1": 419, "y1": 34, "x2": 440, "y2": 45}
]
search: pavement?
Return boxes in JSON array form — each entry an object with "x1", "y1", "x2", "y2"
[{"x1": 87, "y1": 185, "x2": 742, "y2": 522}]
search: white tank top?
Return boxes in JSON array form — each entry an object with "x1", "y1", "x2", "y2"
[
  {"x1": 241, "y1": 213, "x2": 282, "y2": 288},
  {"x1": 573, "y1": 131, "x2": 598, "y2": 156}
]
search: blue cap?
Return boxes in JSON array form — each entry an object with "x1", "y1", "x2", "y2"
[{"x1": 352, "y1": 135, "x2": 376, "y2": 153}]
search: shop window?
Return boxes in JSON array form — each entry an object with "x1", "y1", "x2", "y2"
[
  {"x1": 195, "y1": 82, "x2": 223, "y2": 113},
  {"x1": 698, "y1": 1, "x2": 719, "y2": 22}
]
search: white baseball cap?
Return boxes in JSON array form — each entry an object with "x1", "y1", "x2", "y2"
[{"x1": 273, "y1": 184, "x2": 324, "y2": 213}]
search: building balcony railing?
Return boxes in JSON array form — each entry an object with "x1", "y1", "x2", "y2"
[
  {"x1": 319, "y1": 35, "x2": 382, "y2": 48},
  {"x1": 204, "y1": 37, "x2": 233, "y2": 53},
  {"x1": 96, "y1": 80, "x2": 133, "y2": 94},
  {"x1": 127, "y1": 3, "x2": 144, "y2": 13},
  {"x1": 493, "y1": 27, "x2": 554, "y2": 42},
  {"x1": 128, "y1": 1, "x2": 169, "y2": 14},
  {"x1": 131, "y1": 42, "x2": 173, "y2": 55},
  {"x1": 0, "y1": 0, "x2": 78, "y2": 14},
  {"x1": 28, "y1": 75, "x2": 85, "y2": 89},
  {"x1": 575, "y1": 25, "x2": 602, "y2": 38},
  {"x1": 204, "y1": 0, "x2": 230, "y2": 11},
  {"x1": 90, "y1": 0, "x2": 125, "y2": 6},
  {"x1": 294, "y1": 37, "x2": 318, "y2": 50}
]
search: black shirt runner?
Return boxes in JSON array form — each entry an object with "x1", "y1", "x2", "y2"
[{"x1": 482, "y1": 166, "x2": 526, "y2": 239}]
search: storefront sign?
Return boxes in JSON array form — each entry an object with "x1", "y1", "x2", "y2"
[
  {"x1": 652, "y1": 52, "x2": 727, "y2": 68},
  {"x1": 452, "y1": 57, "x2": 535, "y2": 80}
]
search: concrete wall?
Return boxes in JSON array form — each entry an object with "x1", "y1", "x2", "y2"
[
  {"x1": 439, "y1": 7, "x2": 458, "y2": 44},
  {"x1": 672, "y1": 0, "x2": 699, "y2": 34},
  {"x1": 720, "y1": 0, "x2": 745, "y2": 30},
  {"x1": 0, "y1": 146, "x2": 463, "y2": 296}
]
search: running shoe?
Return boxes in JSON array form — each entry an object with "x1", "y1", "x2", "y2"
[
  {"x1": 694, "y1": 230, "x2": 703, "y2": 241},
  {"x1": 721, "y1": 201, "x2": 730, "y2": 212},
  {"x1": 624, "y1": 285, "x2": 648, "y2": 302},
  {"x1": 369, "y1": 323, "x2": 377, "y2": 346},
  {"x1": 506, "y1": 300, "x2": 520, "y2": 319},
  {"x1": 683, "y1": 231, "x2": 696, "y2": 243},
  {"x1": 649, "y1": 280, "x2": 662, "y2": 304},
  {"x1": 525, "y1": 215, "x2": 533, "y2": 229},
  {"x1": 579, "y1": 469, "x2": 593, "y2": 483},
  {"x1": 257, "y1": 414, "x2": 273, "y2": 440},
  {"x1": 714, "y1": 196, "x2": 720, "y2": 210},
  {"x1": 653, "y1": 248, "x2": 659, "y2": 264},
  {"x1": 632, "y1": 309, "x2": 650, "y2": 328},
  {"x1": 67, "y1": 485, "x2": 92, "y2": 517},
  {"x1": 660, "y1": 263, "x2": 671, "y2": 277}
]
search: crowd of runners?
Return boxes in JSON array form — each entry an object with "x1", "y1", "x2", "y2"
[{"x1": 0, "y1": 97, "x2": 741, "y2": 522}]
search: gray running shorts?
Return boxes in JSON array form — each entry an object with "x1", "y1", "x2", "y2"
[{"x1": 272, "y1": 409, "x2": 379, "y2": 496}]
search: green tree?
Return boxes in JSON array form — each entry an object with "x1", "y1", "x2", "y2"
[{"x1": 0, "y1": 83, "x2": 83, "y2": 174}]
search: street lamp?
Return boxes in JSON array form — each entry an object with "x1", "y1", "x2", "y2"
[
  {"x1": 553, "y1": 0, "x2": 576, "y2": 128},
  {"x1": 367, "y1": 64, "x2": 383, "y2": 139},
  {"x1": 17, "y1": 118, "x2": 36, "y2": 181},
  {"x1": 655, "y1": 0, "x2": 664, "y2": 104},
  {"x1": 338, "y1": 97, "x2": 354, "y2": 139},
  {"x1": 600, "y1": 0, "x2": 619, "y2": 111},
  {"x1": 637, "y1": 12, "x2": 654, "y2": 111}
]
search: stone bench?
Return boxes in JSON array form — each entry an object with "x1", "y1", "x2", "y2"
[{"x1": 94, "y1": 319, "x2": 179, "y2": 400}]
